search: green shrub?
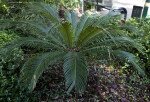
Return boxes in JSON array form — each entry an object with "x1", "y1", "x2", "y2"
[
  {"x1": 0, "y1": 30, "x2": 26, "y2": 101},
  {"x1": 0, "y1": 49, "x2": 24, "y2": 101},
  {"x1": 126, "y1": 18, "x2": 150, "y2": 76}
]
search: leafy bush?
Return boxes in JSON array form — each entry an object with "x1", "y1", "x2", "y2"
[
  {"x1": 0, "y1": 30, "x2": 26, "y2": 101},
  {"x1": 0, "y1": 49, "x2": 24, "y2": 101},
  {"x1": 126, "y1": 18, "x2": 150, "y2": 76},
  {"x1": 0, "y1": 3, "x2": 145, "y2": 94}
]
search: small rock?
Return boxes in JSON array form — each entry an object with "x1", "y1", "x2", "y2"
[{"x1": 101, "y1": 92, "x2": 105, "y2": 96}]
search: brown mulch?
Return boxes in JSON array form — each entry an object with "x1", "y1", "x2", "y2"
[{"x1": 33, "y1": 62, "x2": 150, "y2": 102}]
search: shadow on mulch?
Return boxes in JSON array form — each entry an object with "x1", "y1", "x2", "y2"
[{"x1": 32, "y1": 63, "x2": 150, "y2": 102}]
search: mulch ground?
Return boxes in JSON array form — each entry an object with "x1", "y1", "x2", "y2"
[{"x1": 32, "y1": 62, "x2": 150, "y2": 102}]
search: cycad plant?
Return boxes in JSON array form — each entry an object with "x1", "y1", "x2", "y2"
[{"x1": 0, "y1": 3, "x2": 145, "y2": 93}]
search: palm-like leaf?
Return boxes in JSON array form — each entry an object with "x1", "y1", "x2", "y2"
[
  {"x1": 75, "y1": 12, "x2": 90, "y2": 37},
  {"x1": 65, "y1": 11, "x2": 78, "y2": 32},
  {"x1": 58, "y1": 22, "x2": 75, "y2": 47},
  {"x1": 111, "y1": 50, "x2": 144, "y2": 75},
  {"x1": 0, "y1": 3, "x2": 145, "y2": 93},
  {"x1": 20, "y1": 52, "x2": 65, "y2": 91},
  {"x1": 93, "y1": 12, "x2": 120, "y2": 27},
  {"x1": 63, "y1": 52, "x2": 88, "y2": 93},
  {"x1": 27, "y1": 3, "x2": 60, "y2": 23},
  {"x1": 1, "y1": 37, "x2": 63, "y2": 57}
]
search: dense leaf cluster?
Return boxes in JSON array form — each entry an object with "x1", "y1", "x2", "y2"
[{"x1": 0, "y1": 31, "x2": 25, "y2": 102}]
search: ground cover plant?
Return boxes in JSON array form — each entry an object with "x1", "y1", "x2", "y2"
[{"x1": 0, "y1": 2, "x2": 149, "y2": 102}]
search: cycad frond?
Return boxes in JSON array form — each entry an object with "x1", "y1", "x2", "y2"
[
  {"x1": 84, "y1": 37, "x2": 144, "y2": 53},
  {"x1": 93, "y1": 12, "x2": 120, "y2": 27},
  {"x1": 27, "y1": 3, "x2": 60, "y2": 23},
  {"x1": 18, "y1": 20, "x2": 57, "y2": 35},
  {"x1": 20, "y1": 51, "x2": 65, "y2": 91},
  {"x1": 1, "y1": 37, "x2": 63, "y2": 56},
  {"x1": 76, "y1": 26, "x2": 119, "y2": 48},
  {"x1": 65, "y1": 11, "x2": 78, "y2": 32},
  {"x1": 58, "y1": 22, "x2": 75, "y2": 47},
  {"x1": 75, "y1": 13, "x2": 90, "y2": 37},
  {"x1": 111, "y1": 50, "x2": 145, "y2": 75},
  {"x1": 82, "y1": 46, "x2": 111, "y2": 53},
  {"x1": 0, "y1": 19, "x2": 16, "y2": 30},
  {"x1": 81, "y1": 14, "x2": 98, "y2": 31},
  {"x1": 63, "y1": 52, "x2": 88, "y2": 93},
  {"x1": 76, "y1": 26, "x2": 103, "y2": 47},
  {"x1": 81, "y1": 45, "x2": 112, "y2": 60}
]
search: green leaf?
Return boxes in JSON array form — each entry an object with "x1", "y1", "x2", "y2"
[
  {"x1": 1, "y1": 37, "x2": 63, "y2": 57},
  {"x1": 76, "y1": 26, "x2": 103, "y2": 47},
  {"x1": 20, "y1": 51, "x2": 65, "y2": 91},
  {"x1": 18, "y1": 20, "x2": 57, "y2": 35},
  {"x1": 27, "y1": 3, "x2": 60, "y2": 23},
  {"x1": 85, "y1": 37, "x2": 144, "y2": 53},
  {"x1": 112, "y1": 50, "x2": 145, "y2": 75},
  {"x1": 75, "y1": 13, "x2": 90, "y2": 37},
  {"x1": 58, "y1": 22, "x2": 75, "y2": 47},
  {"x1": 65, "y1": 11, "x2": 78, "y2": 32},
  {"x1": 63, "y1": 52, "x2": 88, "y2": 93},
  {"x1": 93, "y1": 12, "x2": 120, "y2": 27}
]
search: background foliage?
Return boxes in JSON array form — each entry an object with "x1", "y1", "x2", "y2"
[
  {"x1": 126, "y1": 18, "x2": 150, "y2": 76},
  {"x1": 0, "y1": 30, "x2": 25, "y2": 101}
]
